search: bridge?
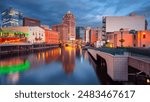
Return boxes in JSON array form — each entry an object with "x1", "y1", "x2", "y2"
[{"x1": 88, "y1": 48, "x2": 150, "y2": 81}]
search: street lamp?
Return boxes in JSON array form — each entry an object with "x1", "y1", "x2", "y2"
[{"x1": 120, "y1": 28, "x2": 124, "y2": 47}]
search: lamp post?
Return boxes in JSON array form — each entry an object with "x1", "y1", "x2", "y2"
[{"x1": 120, "y1": 28, "x2": 124, "y2": 47}]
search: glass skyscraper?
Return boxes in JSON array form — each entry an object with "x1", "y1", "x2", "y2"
[
  {"x1": 76, "y1": 26, "x2": 85, "y2": 40},
  {"x1": 1, "y1": 7, "x2": 23, "y2": 27}
]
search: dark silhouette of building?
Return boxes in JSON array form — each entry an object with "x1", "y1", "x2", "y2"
[
  {"x1": 23, "y1": 17, "x2": 40, "y2": 26},
  {"x1": 76, "y1": 26, "x2": 85, "y2": 40}
]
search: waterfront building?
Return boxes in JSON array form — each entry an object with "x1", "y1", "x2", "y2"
[
  {"x1": 41, "y1": 26, "x2": 59, "y2": 44},
  {"x1": 89, "y1": 28, "x2": 98, "y2": 45},
  {"x1": 23, "y1": 17, "x2": 40, "y2": 26},
  {"x1": 107, "y1": 30, "x2": 150, "y2": 48},
  {"x1": 0, "y1": 30, "x2": 28, "y2": 44},
  {"x1": 102, "y1": 15, "x2": 146, "y2": 43},
  {"x1": 107, "y1": 31, "x2": 134, "y2": 47},
  {"x1": 52, "y1": 24, "x2": 68, "y2": 42},
  {"x1": 136, "y1": 30, "x2": 150, "y2": 47},
  {"x1": 1, "y1": 8, "x2": 23, "y2": 27},
  {"x1": 52, "y1": 11, "x2": 76, "y2": 42},
  {"x1": 76, "y1": 26, "x2": 85, "y2": 40},
  {"x1": 62, "y1": 11, "x2": 76, "y2": 40},
  {"x1": 84, "y1": 27, "x2": 102, "y2": 45},
  {"x1": 102, "y1": 15, "x2": 146, "y2": 33},
  {"x1": 2, "y1": 26, "x2": 45, "y2": 44}
]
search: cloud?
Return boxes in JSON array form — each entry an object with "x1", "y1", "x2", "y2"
[{"x1": 0, "y1": 0, "x2": 150, "y2": 28}]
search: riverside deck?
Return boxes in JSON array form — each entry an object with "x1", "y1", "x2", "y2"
[{"x1": 0, "y1": 43, "x2": 60, "y2": 55}]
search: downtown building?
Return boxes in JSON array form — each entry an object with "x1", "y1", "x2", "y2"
[
  {"x1": 1, "y1": 7, "x2": 23, "y2": 27},
  {"x1": 84, "y1": 27, "x2": 102, "y2": 46},
  {"x1": 76, "y1": 26, "x2": 85, "y2": 40},
  {"x1": 23, "y1": 17, "x2": 41, "y2": 26},
  {"x1": 41, "y1": 25, "x2": 59, "y2": 44},
  {"x1": 2, "y1": 26, "x2": 45, "y2": 44},
  {"x1": 102, "y1": 15, "x2": 146, "y2": 34},
  {"x1": 52, "y1": 11, "x2": 76, "y2": 42},
  {"x1": 102, "y1": 15, "x2": 146, "y2": 41},
  {"x1": 52, "y1": 24, "x2": 68, "y2": 42},
  {"x1": 107, "y1": 30, "x2": 150, "y2": 48},
  {"x1": 101, "y1": 14, "x2": 149, "y2": 47},
  {"x1": 62, "y1": 11, "x2": 76, "y2": 40}
]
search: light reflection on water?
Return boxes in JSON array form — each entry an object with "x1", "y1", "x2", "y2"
[{"x1": 0, "y1": 46, "x2": 100, "y2": 85}]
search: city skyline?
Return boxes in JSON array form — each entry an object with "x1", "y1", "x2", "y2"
[{"x1": 1, "y1": 0, "x2": 150, "y2": 28}]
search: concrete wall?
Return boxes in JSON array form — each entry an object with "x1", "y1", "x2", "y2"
[
  {"x1": 129, "y1": 56, "x2": 150, "y2": 76},
  {"x1": 88, "y1": 49, "x2": 128, "y2": 81}
]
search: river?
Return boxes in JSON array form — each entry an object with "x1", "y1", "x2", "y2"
[{"x1": 0, "y1": 46, "x2": 148, "y2": 85}]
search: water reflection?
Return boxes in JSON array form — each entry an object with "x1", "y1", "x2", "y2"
[
  {"x1": 0, "y1": 58, "x2": 30, "y2": 84},
  {"x1": 0, "y1": 58, "x2": 30, "y2": 74},
  {"x1": 0, "y1": 46, "x2": 99, "y2": 85},
  {"x1": 61, "y1": 47, "x2": 76, "y2": 74}
]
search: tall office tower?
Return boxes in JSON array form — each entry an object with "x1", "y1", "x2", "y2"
[
  {"x1": 62, "y1": 11, "x2": 76, "y2": 40},
  {"x1": 1, "y1": 7, "x2": 23, "y2": 27}
]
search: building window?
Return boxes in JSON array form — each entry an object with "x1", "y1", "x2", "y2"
[
  {"x1": 143, "y1": 35, "x2": 146, "y2": 39},
  {"x1": 143, "y1": 44, "x2": 146, "y2": 47},
  {"x1": 134, "y1": 44, "x2": 136, "y2": 47}
]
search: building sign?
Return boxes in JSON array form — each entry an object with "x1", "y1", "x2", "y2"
[{"x1": 0, "y1": 30, "x2": 29, "y2": 43}]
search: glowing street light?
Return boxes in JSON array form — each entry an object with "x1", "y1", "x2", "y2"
[{"x1": 120, "y1": 28, "x2": 124, "y2": 47}]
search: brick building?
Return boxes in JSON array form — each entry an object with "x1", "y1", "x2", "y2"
[{"x1": 23, "y1": 17, "x2": 40, "y2": 26}]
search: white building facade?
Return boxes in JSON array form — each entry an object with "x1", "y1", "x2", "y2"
[
  {"x1": 102, "y1": 16, "x2": 146, "y2": 33},
  {"x1": 28, "y1": 26, "x2": 45, "y2": 43},
  {"x1": 84, "y1": 27, "x2": 90, "y2": 43}
]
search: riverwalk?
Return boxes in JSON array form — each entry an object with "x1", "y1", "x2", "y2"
[{"x1": 0, "y1": 43, "x2": 60, "y2": 56}]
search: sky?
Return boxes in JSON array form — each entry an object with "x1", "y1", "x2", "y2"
[{"x1": 0, "y1": 0, "x2": 150, "y2": 28}]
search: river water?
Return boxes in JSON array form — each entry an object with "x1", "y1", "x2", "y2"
[
  {"x1": 0, "y1": 46, "x2": 148, "y2": 85},
  {"x1": 0, "y1": 47, "x2": 100, "y2": 85}
]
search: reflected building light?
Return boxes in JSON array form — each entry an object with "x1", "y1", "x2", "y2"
[
  {"x1": 80, "y1": 48, "x2": 82, "y2": 56},
  {"x1": 42, "y1": 52, "x2": 45, "y2": 61},
  {"x1": 84, "y1": 52, "x2": 88, "y2": 60},
  {"x1": 61, "y1": 46, "x2": 76, "y2": 75},
  {"x1": 0, "y1": 60, "x2": 30, "y2": 74},
  {"x1": 7, "y1": 72, "x2": 20, "y2": 84},
  {"x1": 38, "y1": 53, "x2": 41, "y2": 61},
  {"x1": 147, "y1": 79, "x2": 150, "y2": 84},
  {"x1": 80, "y1": 56, "x2": 83, "y2": 63}
]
